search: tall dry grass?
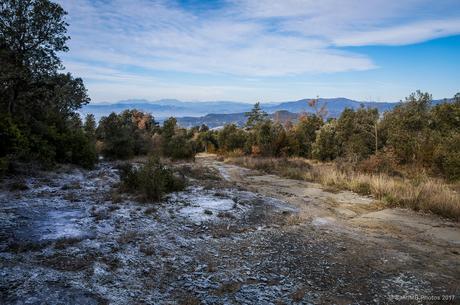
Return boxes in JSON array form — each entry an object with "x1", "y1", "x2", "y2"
[{"x1": 226, "y1": 156, "x2": 460, "y2": 221}]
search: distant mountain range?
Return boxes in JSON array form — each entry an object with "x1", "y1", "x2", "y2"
[
  {"x1": 79, "y1": 97, "x2": 450, "y2": 128},
  {"x1": 177, "y1": 110, "x2": 300, "y2": 128}
]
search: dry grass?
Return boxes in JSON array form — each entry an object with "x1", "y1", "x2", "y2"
[{"x1": 227, "y1": 156, "x2": 460, "y2": 221}]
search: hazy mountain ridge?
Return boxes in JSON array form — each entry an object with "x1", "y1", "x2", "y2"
[
  {"x1": 177, "y1": 110, "x2": 300, "y2": 128},
  {"x1": 80, "y1": 97, "x2": 451, "y2": 126}
]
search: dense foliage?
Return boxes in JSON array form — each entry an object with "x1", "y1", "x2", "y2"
[
  {"x1": 96, "y1": 112, "x2": 195, "y2": 161},
  {"x1": 0, "y1": 0, "x2": 96, "y2": 171},
  {"x1": 211, "y1": 92, "x2": 460, "y2": 181}
]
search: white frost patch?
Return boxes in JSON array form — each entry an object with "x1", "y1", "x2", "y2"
[
  {"x1": 40, "y1": 210, "x2": 86, "y2": 240},
  {"x1": 179, "y1": 197, "x2": 234, "y2": 224},
  {"x1": 172, "y1": 187, "x2": 235, "y2": 224},
  {"x1": 312, "y1": 217, "x2": 335, "y2": 227},
  {"x1": 217, "y1": 166, "x2": 231, "y2": 181}
]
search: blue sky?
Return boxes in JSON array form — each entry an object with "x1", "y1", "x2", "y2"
[{"x1": 57, "y1": 0, "x2": 460, "y2": 103}]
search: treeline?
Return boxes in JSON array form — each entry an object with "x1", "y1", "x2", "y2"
[
  {"x1": 94, "y1": 91, "x2": 459, "y2": 181},
  {"x1": 206, "y1": 93, "x2": 460, "y2": 181}
]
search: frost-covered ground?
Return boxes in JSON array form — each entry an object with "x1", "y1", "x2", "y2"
[{"x1": 0, "y1": 159, "x2": 459, "y2": 304}]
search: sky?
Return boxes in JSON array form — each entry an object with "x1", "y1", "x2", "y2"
[{"x1": 56, "y1": 0, "x2": 460, "y2": 103}]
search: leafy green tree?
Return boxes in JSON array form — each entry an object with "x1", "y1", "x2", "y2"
[
  {"x1": 288, "y1": 114, "x2": 323, "y2": 158},
  {"x1": 381, "y1": 91, "x2": 433, "y2": 165},
  {"x1": 431, "y1": 93, "x2": 460, "y2": 180},
  {"x1": 312, "y1": 120, "x2": 340, "y2": 161},
  {"x1": 433, "y1": 133, "x2": 460, "y2": 181},
  {"x1": 0, "y1": 0, "x2": 95, "y2": 169},
  {"x1": 97, "y1": 113, "x2": 135, "y2": 159},
  {"x1": 251, "y1": 120, "x2": 287, "y2": 157},
  {"x1": 96, "y1": 110, "x2": 161, "y2": 159},
  {"x1": 218, "y1": 124, "x2": 248, "y2": 152},
  {"x1": 197, "y1": 130, "x2": 218, "y2": 152},
  {"x1": 83, "y1": 114, "x2": 96, "y2": 140},
  {"x1": 166, "y1": 133, "x2": 195, "y2": 160},
  {"x1": 431, "y1": 93, "x2": 460, "y2": 134},
  {"x1": 1, "y1": 0, "x2": 69, "y2": 114},
  {"x1": 336, "y1": 107, "x2": 379, "y2": 161},
  {"x1": 159, "y1": 117, "x2": 195, "y2": 160},
  {"x1": 162, "y1": 117, "x2": 177, "y2": 140},
  {"x1": 245, "y1": 102, "x2": 268, "y2": 129}
]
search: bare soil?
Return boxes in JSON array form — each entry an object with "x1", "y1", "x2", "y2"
[{"x1": 0, "y1": 154, "x2": 459, "y2": 304}]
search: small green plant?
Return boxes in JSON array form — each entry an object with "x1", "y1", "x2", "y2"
[{"x1": 119, "y1": 157, "x2": 185, "y2": 202}]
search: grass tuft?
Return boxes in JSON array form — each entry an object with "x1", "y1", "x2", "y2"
[{"x1": 227, "y1": 156, "x2": 460, "y2": 221}]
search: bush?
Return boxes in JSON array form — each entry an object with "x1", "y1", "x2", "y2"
[
  {"x1": 57, "y1": 129, "x2": 97, "y2": 169},
  {"x1": 0, "y1": 114, "x2": 27, "y2": 158},
  {"x1": 251, "y1": 120, "x2": 287, "y2": 157},
  {"x1": 119, "y1": 157, "x2": 185, "y2": 202},
  {"x1": 312, "y1": 121, "x2": 340, "y2": 161},
  {"x1": 433, "y1": 133, "x2": 460, "y2": 181},
  {"x1": 358, "y1": 149, "x2": 399, "y2": 176},
  {"x1": 164, "y1": 134, "x2": 195, "y2": 160},
  {"x1": 217, "y1": 124, "x2": 247, "y2": 153}
]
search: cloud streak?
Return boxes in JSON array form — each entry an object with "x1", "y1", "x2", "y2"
[{"x1": 55, "y1": 0, "x2": 460, "y2": 101}]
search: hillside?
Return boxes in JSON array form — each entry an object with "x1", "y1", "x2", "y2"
[
  {"x1": 177, "y1": 110, "x2": 299, "y2": 128},
  {"x1": 79, "y1": 97, "x2": 395, "y2": 121}
]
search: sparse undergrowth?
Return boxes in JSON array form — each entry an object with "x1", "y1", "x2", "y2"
[
  {"x1": 118, "y1": 157, "x2": 185, "y2": 202},
  {"x1": 227, "y1": 156, "x2": 460, "y2": 221}
]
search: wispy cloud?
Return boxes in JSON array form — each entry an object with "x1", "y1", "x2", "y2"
[{"x1": 56, "y1": 0, "x2": 460, "y2": 101}]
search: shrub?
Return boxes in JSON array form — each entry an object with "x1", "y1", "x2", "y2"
[
  {"x1": 312, "y1": 121, "x2": 340, "y2": 161},
  {"x1": 57, "y1": 129, "x2": 97, "y2": 169},
  {"x1": 251, "y1": 120, "x2": 287, "y2": 157},
  {"x1": 217, "y1": 124, "x2": 247, "y2": 153},
  {"x1": 358, "y1": 149, "x2": 399, "y2": 175},
  {"x1": 433, "y1": 133, "x2": 460, "y2": 181},
  {"x1": 119, "y1": 157, "x2": 185, "y2": 202},
  {"x1": 164, "y1": 134, "x2": 195, "y2": 160},
  {"x1": 287, "y1": 114, "x2": 323, "y2": 158}
]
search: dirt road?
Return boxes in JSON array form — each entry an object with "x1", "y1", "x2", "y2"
[{"x1": 1, "y1": 154, "x2": 459, "y2": 304}]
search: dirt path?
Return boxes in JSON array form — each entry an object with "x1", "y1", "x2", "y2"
[
  {"x1": 198, "y1": 154, "x2": 460, "y2": 302},
  {"x1": 1, "y1": 156, "x2": 459, "y2": 304}
]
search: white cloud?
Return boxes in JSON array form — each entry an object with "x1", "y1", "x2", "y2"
[
  {"x1": 57, "y1": 0, "x2": 378, "y2": 78},
  {"x1": 55, "y1": 0, "x2": 460, "y2": 101},
  {"x1": 333, "y1": 19, "x2": 460, "y2": 46}
]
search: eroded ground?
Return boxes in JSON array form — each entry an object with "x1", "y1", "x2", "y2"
[{"x1": 0, "y1": 154, "x2": 459, "y2": 304}]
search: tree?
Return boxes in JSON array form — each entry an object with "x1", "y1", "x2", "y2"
[
  {"x1": 83, "y1": 114, "x2": 96, "y2": 139},
  {"x1": 0, "y1": 0, "x2": 69, "y2": 114},
  {"x1": 0, "y1": 0, "x2": 94, "y2": 169},
  {"x1": 162, "y1": 117, "x2": 177, "y2": 140},
  {"x1": 245, "y1": 102, "x2": 268, "y2": 129},
  {"x1": 97, "y1": 113, "x2": 135, "y2": 159},
  {"x1": 159, "y1": 117, "x2": 195, "y2": 160},
  {"x1": 197, "y1": 130, "x2": 218, "y2": 153},
  {"x1": 336, "y1": 107, "x2": 379, "y2": 162},
  {"x1": 288, "y1": 114, "x2": 323, "y2": 158},
  {"x1": 312, "y1": 120, "x2": 340, "y2": 161},
  {"x1": 96, "y1": 110, "x2": 160, "y2": 159},
  {"x1": 431, "y1": 93, "x2": 460, "y2": 180},
  {"x1": 218, "y1": 124, "x2": 248, "y2": 153},
  {"x1": 381, "y1": 90, "x2": 433, "y2": 165},
  {"x1": 252, "y1": 120, "x2": 287, "y2": 157}
]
